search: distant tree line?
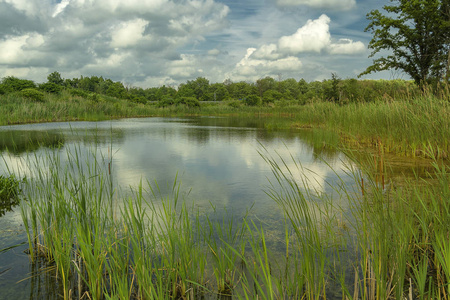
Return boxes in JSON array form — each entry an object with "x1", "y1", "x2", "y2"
[{"x1": 0, "y1": 71, "x2": 425, "y2": 106}]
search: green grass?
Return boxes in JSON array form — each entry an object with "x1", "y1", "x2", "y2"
[
  {"x1": 6, "y1": 137, "x2": 449, "y2": 299},
  {"x1": 2, "y1": 87, "x2": 449, "y2": 159}
]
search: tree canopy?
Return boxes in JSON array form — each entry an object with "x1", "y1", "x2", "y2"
[{"x1": 360, "y1": 0, "x2": 450, "y2": 86}]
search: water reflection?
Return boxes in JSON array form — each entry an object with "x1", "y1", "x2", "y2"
[
  {"x1": 0, "y1": 130, "x2": 64, "y2": 155},
  {"x1": 0, "y1": 117, "x2": 355, "y2": 300}
]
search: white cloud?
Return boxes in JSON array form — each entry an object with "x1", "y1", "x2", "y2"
[
  {"x1": 251, "y1": 43, "x2": 283, "y2": 60},
  {"x1": 328, "y1": 38, "x2": 365, "y2": 55},
  {"x1": 227, "y1": 48, "x2": 303, "y2": 81},
  {"x1": 166, "y1": 54, "x2": 201, "y2": 78},
  {"x1": 0, "y1": 33, "x2": 45, "y2": 65},
  {"x1": 279, "y1": 14, "x2": 331, "y2": 54},
  {"x1": 208, "y1": 48, "x2": 221, "y2": 56},
  {"x1": 52, "y1": 0, "x2": 69, "y2": 18},
  {"x1": 3, "y1": 0, "x2": 40, "y2": 16},
  {"x1": 276, "y1": 0, "x2": 356, "y2": 10},
  {"x1": 111, "y1": 19, "x2": 149, "y2": 48}
]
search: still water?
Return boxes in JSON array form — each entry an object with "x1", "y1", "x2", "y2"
[{"x1": 0, "y1": 117, "x2": 353, "y2": 299}]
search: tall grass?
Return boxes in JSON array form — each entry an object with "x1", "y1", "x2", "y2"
[
  {"x1": 2, "y1": 87, "x2": 449, "y2": 158},
  {"x1": 8, "y1": 136, "x2": 450, "y2": 299}
]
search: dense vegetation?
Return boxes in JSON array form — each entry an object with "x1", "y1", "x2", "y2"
[
  {"x1": 0, "y1": 72, "x2": 423, "y2": 105},
  {"x1": 1, "y1": 72, "x2": 449, "y2": 159}
]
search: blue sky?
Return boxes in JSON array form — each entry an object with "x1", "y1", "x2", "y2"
[{"x1": 0, "y1": 0, "x2": 396, "y2": 87}]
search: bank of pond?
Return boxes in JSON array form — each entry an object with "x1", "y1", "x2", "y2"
[{"x1": 0, "y1": 117, "x2": 449, "y2": 299}]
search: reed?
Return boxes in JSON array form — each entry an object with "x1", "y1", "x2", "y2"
[{"x1": 8, "y1": 132, "x2": 450, "y2": 299}]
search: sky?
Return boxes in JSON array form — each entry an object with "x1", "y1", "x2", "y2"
[{"x1": 0, "y1": 0, "x2": 395, "y2": 88}]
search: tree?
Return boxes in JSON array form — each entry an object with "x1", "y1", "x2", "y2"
[
  {"x1": 185, "y1": 77, "x2": 210, "y2": 101},
  {"x1": 1, "y1": 76, "x2": 36, "y2": 92},
  {"x1": 256, "y1": 77, "x2": 276, "y2": 98},
  {"x1": 360, "y1": 0, "x2": 450, "y2": 86},
  {"x1": 47, "y1": 71, "x2": 64, "y2": 86}
]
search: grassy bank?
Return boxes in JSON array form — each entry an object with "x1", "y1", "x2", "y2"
[
  {"x1": 9, "y1": 142, "x2": 450, "y2": 299},
  {"x1": 1, "y1": 88, "x2": 449, "y2": 159}
]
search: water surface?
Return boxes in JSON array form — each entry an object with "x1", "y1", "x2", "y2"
[{"x1": 0, "y1": 117, "x2": 352, "y2": 299}]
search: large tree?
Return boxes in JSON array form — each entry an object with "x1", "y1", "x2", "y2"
[{"x1": 360, "y1": 0, "x2": 450, "y2": 86}]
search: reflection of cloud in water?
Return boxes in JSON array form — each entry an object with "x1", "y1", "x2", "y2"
[{"x1": 1, "y1": 118, "x2": 357, "y2": 220}]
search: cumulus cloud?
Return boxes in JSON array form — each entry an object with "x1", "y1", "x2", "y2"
[
  {"x1": 328, "y1": 38, "x2": 366, "y2": 55},
  {"x1": 226, "y1": 48, "x2": 303, "y2": 81},
  {"x1": 0, "y1": 33, "x2": 45, "y2": 65},
  {"x1": 279, "y1": 14, "x2": 331, "y2": 54},
  {"x1": 226, "y1": 14, "x2": 365, "y2": 82},
  {"x1": 0, "y1": 0, "x2": 230, "y2": 84},
  {"x1": 111, "y1": 19, "x2": 149, "y2": 48},
  {"x1": 276, "y1": 0, "x2": 356, "y2": 10}
]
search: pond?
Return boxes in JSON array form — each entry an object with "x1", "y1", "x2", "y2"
[{"x1": 0, "y1": 117, "x2": 364, "y2": 299}]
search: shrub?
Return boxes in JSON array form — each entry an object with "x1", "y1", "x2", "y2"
[
  {"x1": 68, "y1": 88, "x2": 88, "y2": 98},
  {"x1": 88, "y1": 93, "x2": 100, "y2": 102},
  {"x1": 178, "y1": 97, "x2": 200, "y2": 108},
  {"x1": 1, "y1": 76, "x2": 36, "y2": 92},
  {"x1": 263, "y1": 90, "x2": 282, "y2": 104},
  {"x1": 39, "y1": 82, "x2": 63, "y2": 94},
  {"x1": 244, "y1": 94, "x2": 261, "y2": 106},
  {"x1": 20, "y1": 88, "x2": 45, "y2": 102},
  {"x1": 227, "y1": 100, "x2": 241, "y2": 108},
  {"x1": 157, "y1": 96, "x2": 176, "y2": 107}
]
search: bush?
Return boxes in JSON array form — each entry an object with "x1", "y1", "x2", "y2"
[
  {"x1": 39, "y1": 82, "x2": 63, "y2": 94},
  {"x1": 227, "y1": 100, "x2": 241, "y2": 108},
  {"x1": 178, "y1": 97, "x2": 200, "y2": 108},
  {"x1": 244, "y1": 94, "x2": 261, "y2": 106},
  {"x1": 263, "y1": 90, "x2": 282, "y2": 104},
  {"x1": 1, "y1": 76, "x2": 36, "y2": 92},
  {"x1": 88, "y1": 93, "x2": 100, "y2": 102},
  {"x1": 68, "y1": 88, "x2": 88, "y2": 98},
  {"x1": 20, "y1": 88, "x2": 45, "y2": 102},
  {"x1": 157, "y1": 96, "x2": 176, "y2": 107}
]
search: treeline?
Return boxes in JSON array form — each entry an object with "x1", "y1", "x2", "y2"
[{"x1": 0, "y1": 71, "x2": 423, "y2": 105}]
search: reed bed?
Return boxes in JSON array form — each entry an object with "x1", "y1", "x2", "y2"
[
  {"x1": 2, "y1": 87, "x2": 449, "y2": 158},
  {"x1": 5, "y1": 125, "x2": 450, "y2": 298}
]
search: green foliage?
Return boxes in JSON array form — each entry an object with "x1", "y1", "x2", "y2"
[
  {"x1": 256, "y1": 77, "x2": 276, "y2": 97},
  {"x1": 361, "y1": 0, "x2": 450, "y2": 86},
  {"x1": 323, "y1": 73, "x2": 341, "y2": 103},
  {"x1": 176, "y1": 84, "x2": 196, "y2": 99},
  {"x1": 0, "y1": 174, "x2": 20, "y2": 202},
  {"x1": 0, "y1": 174, "x2": 21, "y2": 217},
  {"x1": 68, "y1": 88, "x2": 88, "y2": 98},
  {"x1": 47, "y1": 71, "x2": 64, "y2": 86},
  {"x1": 39, "y1": 82, "x2": 63, "y2": 94},
  {"x1": 227, "y1": 100, "x2": 241, "y2": 108},
  {"x1": 20, "y1": 88, "x2": 45, "y2": 102},
  {"x1": 1, "y1": 76, "x2": 36, "y2": 92},
  {"x1": 226, "y1": 81, "x2": 256, "y2": 100},
  {"x1": 263, "y1": 90, "x2": 283, "y2": 104},
  {"x1": 177, "y1": 96, "x2": 200, "y2": 108},
  {"x1": 185, "y1": 77, "x2": 210, "y2": 101},
  {"x1": 244, "y1": 94, "x2": 261, "y2": 106},
  {"x1": 88, "y1": 93, "x2": 100, "y2": 102},
  {"x1": 209, "y1": 83, "x2": 229, "y2": 101},
  {"x1": 157, "y1": 95, "x2": 176, "y2": 107}
]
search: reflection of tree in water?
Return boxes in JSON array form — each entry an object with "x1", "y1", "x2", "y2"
[
  {"x1": 65, "y1": 128, "x2": 125, "y2": 146},
  {"x1": 0, "y1": 131, "x2": 64, "y2": 155},
  {"x1": 299, "y1": 129, "x2": 341, "y2": 161},
  {"x1": 193, "y1": 116, "x2": 267, "y2": 130}
]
